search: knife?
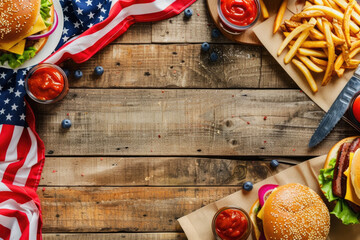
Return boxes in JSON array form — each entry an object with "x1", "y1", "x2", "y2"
[{"x1": 309, "y1": 66, "x2": 360, "y2": 148}]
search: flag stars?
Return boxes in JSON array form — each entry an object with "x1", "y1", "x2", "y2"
[
  {"x1": 6, "y1": 114, "x2": 12, "y2": 121},
  {"x1": 100, "y1": 7, "x2": 106, "y2": 14},
  {"x1": 98, "y1": 15, "x2": 104, "y2": 21},
  {"x1": 64, "y1": 16, "x2": 69, "y2": 22},
  {"x1": 14, "y1": 90, "x2": 21, "y2": 97},
  {"x1": 20, "y1": 113, "x2": 26, "y2": 121},
  {"x1": 8, "y1": 87, "x2": 14, "y2": 93},
  {"x1": 0, "y1": 72, "x2": 6, "y2": 79},
  {"x1": 74, "y1": 22, "x2": 81, "y2": 28},
  {"x1": 88, "y1": 12, "x2": 95, "y2": 19},
  {"x1": 18, "y1": 79, "x2": 24, "y2": 86},
  {"x1": 4, "y1": 98, "x2": 10, "y2": 104},
  {"x1": 0, "y1": 109, "x2": 5, "y2": 115},
  {"x1": 87, "y1": 23, "x2": 94, "y2": 28},
  {"x1": 76, "y1": 7, "x2": 83, "y2": 15},
  {"x1": 85, "y1": 0, "x2": 92, "y2": 6},
  {"x1": 97, "y1": 2, "x2": 102, "y2": 9},
  {"x1": 11, "y1": 104, "x2": 18, "y2": 111},
  {"x1": 62, "y1": 35, "x2": 70, "y2": 42},
  {"x1": 63, "y1": 28, "x2": 69, "y2": 35}
]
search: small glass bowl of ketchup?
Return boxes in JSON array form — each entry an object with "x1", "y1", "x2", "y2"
[
  {"x1": 347, "y1": 92, "x2": 360, "y2": 125},
  {"x1": 217, "y1": 0, "x2": 260, "y2": 35},
  {"x1": 25, "y1": 63, "x2": 69, "y2": 104},
  {"x1": 212, "y1": 206, "x2": 252, "y2": 240}
]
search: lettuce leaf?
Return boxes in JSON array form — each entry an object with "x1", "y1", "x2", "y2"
[
  {"x1": 331, "y1": 199, "x2": 360, "y2": 225},
  {"x1": 40, "y1": 0, "x2": 53, "y2": 26},
  {"x1": 318, "y1": 158, "x2": 338, "y2": 202},
  {"x1": 0, "y1": 47, "x2": 37, "y2": 69},
  {"x1": 318, "y1": 157, "x2": 360, "y2": 225}
]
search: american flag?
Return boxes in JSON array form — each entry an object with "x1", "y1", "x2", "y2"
[{"x1": 0, "y1": 0, "x2": 195, "y2": 238}]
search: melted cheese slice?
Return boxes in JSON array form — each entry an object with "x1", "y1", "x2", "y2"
[
  {"x1": 7, "y1": 40, "x2": 26, "y2": 55},
  {"x1": 0, "y1": 15, "x2": 47, "y2": 53},
  {"x1": 344, "y1": 152, "x2": 360, "y2": 206}
]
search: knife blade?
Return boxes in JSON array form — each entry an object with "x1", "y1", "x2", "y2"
[{"x1": 309, "y1": 66, "x2": 360, "y2": 148}]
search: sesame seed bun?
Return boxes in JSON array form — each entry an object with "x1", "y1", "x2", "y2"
[
  {"x1": 0, "y1": 0, "x2": 41, "y2": 44},
  {"x1": 263, "y1": 183, "x2": 330, "y2": 240},
  {"x1": 351, "y1": 149, "x2": 360, "y2": 199}
]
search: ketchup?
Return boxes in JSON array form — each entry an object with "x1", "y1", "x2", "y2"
[
  {"x1": 352, "y1": 95, "x2": 360, "y2": 123},
  {"x1": 220, "y1": 0, "x2": 258, "y2": 26},
  {"x1": 215, "y1": 208, "x2": 249, "y2": 240},
  {"x1": 28, "y1": 67, "x2": 65, "y2": 101}
]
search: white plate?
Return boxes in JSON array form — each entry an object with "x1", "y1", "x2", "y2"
[{"x1": 1, "y1": 0, "x2": 64, "y2": 69}]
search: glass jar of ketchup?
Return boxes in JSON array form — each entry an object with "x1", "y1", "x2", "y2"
[
  {"x1": 25, "y1": 63, "x2": 69, "y2": 104},
  {"x1": 217, "y1": 0, "x2": 260, "y2": 35},
  {"x1": 212, "y1": 206, "x2": 252, "y2": 240}
]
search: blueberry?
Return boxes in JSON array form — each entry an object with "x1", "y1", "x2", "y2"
[
  {"x1": 210, "y1": 52, "x2": 218, "y2": 62},
  {"x1": 243, "y1": 181, "x2": 253, "y2": 191},
  {"x1": 74, "y1": 70, "x2": 83, "y2": 79},
  {"x1": 94, "y1": 66, "x2": 104, "y2": 76},
  {"x1": 211, "y1": 28, "x2": 221, "y2": 38},
  {"x1": 184, "y1": 8, "x2": 193, "y2": 18},
  {"x1": 270, "y1": 159, "x2": 279, "y2": 168},
  {"x1": 61, "y1": 119, "x2": 72, "y2": 129},
  {"x1": 201, "y1": 42, "x2": 210, "y2": 52},
  {"x1": 63, "y1": 69, "x2": 70, "y2": 77}
]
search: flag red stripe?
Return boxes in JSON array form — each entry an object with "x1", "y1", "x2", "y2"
[
  {"x1": 0, "y1": 209, "x2": 29, "y2": 239},
  {"x1": 0, "y1": 224, "x2": 11, "y2": 240},
  {"x1": 0, "y1": 125, "x2": 14, "y2": 162},
  {"x1": 2, "y1": 130, "x2": 30, "y2": 185}
]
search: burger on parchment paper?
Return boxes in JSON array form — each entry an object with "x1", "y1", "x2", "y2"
[
  {"x1": 249, "y1": 183, "x2": 330, "y2": 240},
  {"x1": 0, "y1": 0, "x2": 56, "y2": 68},
  {"x1": 318, "y1": 137, "x2": 360, "y2": 225}
]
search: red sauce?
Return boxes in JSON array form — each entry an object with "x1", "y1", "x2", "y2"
[
  {"x1": 28, "y1": 67, "x2": 64, "y2": 101},
  {"x1": 215, "y1": 209, "x2": 248, "y2": 240},
  {"x1": 220, "y1": 0, "x2": 257, "y2": 26},
  {"x1": 352, "y1": 95, "x2": 360, "y2": 123}
]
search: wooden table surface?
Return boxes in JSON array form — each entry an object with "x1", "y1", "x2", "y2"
[{"x1": 32, "y1": 1, "x2": 359, "y2": 239}]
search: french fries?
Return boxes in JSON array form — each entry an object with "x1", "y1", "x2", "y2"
[
  {"x1": 275, "y1": 0, "x2": 360, "y2": 92},
  {"x1": 344, "y1": 0, "x2": 356, "y2": 47},
  {"x1": 322, "y1": 19, "x2": 336, "y2": 85},
  {"x1": 259, "y1": 0, "x2": 269, "y2": 19},
  {"x1": 274, "y1": 0, "x2": 288, "y2": 33},
  {"x1": 292, "y1": 59, "x2": 318, "y2": 93}
]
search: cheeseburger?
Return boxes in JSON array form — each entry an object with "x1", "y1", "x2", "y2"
[
  {"x1": 249, "y1": 183, "x2": 330, "y2": 240},
  {"x1": 0, "y1": 0, "x2": 56, "y2": 68},
  {"x1": 318, "y1": 136, "x2": 360, "y2": 225}
]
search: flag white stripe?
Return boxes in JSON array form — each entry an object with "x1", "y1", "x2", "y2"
[
  {"x1": 46, "y1": 0, "x2": 177, "y2": 64},
  {"x1": 1, "y1": 199, "x2": 39, "y2": 240},
  {"x1": 5, "y1": 126, "x2": 23, "y2": 163},
  {"x1": 13, "y1": 128, "x2": 37, "y2": 187},
  {"x1": 0, "y1": 215, "x2": 21, "y2": 240}
]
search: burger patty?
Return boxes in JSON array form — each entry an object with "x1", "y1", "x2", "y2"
[{"x1": 333, "y1": 142, "x2": 351, "y2": 198}]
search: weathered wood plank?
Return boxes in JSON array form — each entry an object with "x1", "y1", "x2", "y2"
[
  {"x1": 260, "y1": 48, "x2": 296, "y2": 88},
  {"x1": 32, "y1": 89, "x2": 358, "y2": 157},
  {"x1": 113, "y1": 23, "x2": 152, "y2": 44},
  {"x1": 40, "y1": 157, "x2": 292, "y2": 186},
  {"x1": 62, "y1": 44, "x2": 265, "y2": 88},
  {"x1": 39, "y1": 187, "x2": 239, "y2": 232},
  {"x1": 151, "y1": 0, "x2": 230, "y2": 43},
  {"x1": 43, "y1": 233, "x2": 186, "y2": 240}
]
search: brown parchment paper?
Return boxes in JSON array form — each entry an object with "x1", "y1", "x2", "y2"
[
  {"x1": 253, "y1": 1, "x2": 357, "y2": 112},
  {"x1": 178, "y1": 156, "x2": 360, "y2": 240}
]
